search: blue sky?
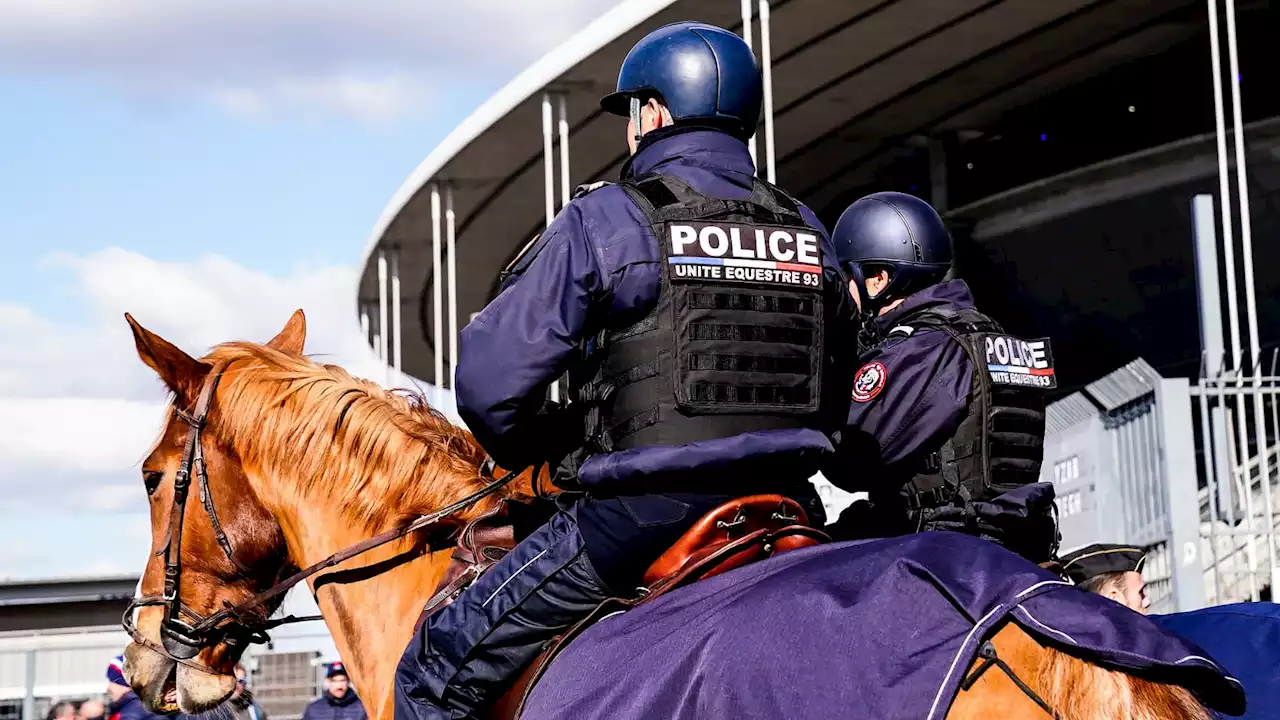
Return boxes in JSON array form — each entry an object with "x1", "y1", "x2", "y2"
[
  {"x1": 0, "y1": 0, "x2": 619, "y2": 579},
  {"x1": 0, "y1": 72, "x2": 454, "y2": 319}
]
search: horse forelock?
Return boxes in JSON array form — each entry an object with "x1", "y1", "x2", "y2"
[{"x1": 197, "y1": 341, "x2": 496, "y2": 531}]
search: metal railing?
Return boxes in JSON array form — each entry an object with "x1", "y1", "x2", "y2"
[
  {"x1": 1191, "y1": 367, "x2": 1280, "y2": 604},
  {"x1": 0, "y1": 628, "x2": 331, "y2": 720}
]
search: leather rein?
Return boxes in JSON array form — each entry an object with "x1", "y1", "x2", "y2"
[{"x1": 123, "y1": 366, "x2": 518, "y2": 674}]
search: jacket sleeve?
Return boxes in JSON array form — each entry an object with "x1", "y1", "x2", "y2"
[
  {"x1": 829, "y1": 331, "x2": 972, "y2": 490},
  {"x1": 454, "y1": 203, "x2": 604, "y2": 468}
]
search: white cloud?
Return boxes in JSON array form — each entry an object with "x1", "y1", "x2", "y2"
[
  {"x1": 0, "y1": 248, "x2": 395, "y2": 580},
  {"x1": 0, "y1": 0, "x2": 620, "y2": 121},
  {"x1": 211, "y1": 75, "x2": 415, "y2": 123}
]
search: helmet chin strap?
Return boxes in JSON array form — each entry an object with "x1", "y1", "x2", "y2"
[{"x1": 630, "y1": 96, "x2": 644, "y2": 146}]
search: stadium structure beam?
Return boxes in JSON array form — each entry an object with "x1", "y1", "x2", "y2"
[
  {"x1": 447, "y1": 183, "x2": 458, "y2": 389},
  {"x1": 1207, "y1": 0, "x2": 1259, "y2": 599},
  {"x1": 377, "y1": 250, "x2": 389, "y2": 386},
  {"x1": 1223, "y1": 0, "x2": 1277, "y2": 592},
  {"x1": 759, "y1": 0, "x2": 776, "y2": 183},
  {"x1": 741, "y1": 0, "x2": 757, "y2": 172},
  {"x1": 542, "y1": 92, "x2": 556, "y2": 228},
  {"x1": 391, "y1": 249, "x2": 402, "y2": 382},
  {"x1": 559, "y1": 94, "x2": 572, "y2": 209},
  {"x1": 542, "y1": 91, "x2": 560, "y2": 402},
  {"x1": 432, "y1": 184, "x2": 444, "y2": 388},
  {"x1": 1192, "y1": 193, "x2": 1230, "y2": 603},
  {"x1": 360, "y1": 307, "x2": 370, "y2": 344}
]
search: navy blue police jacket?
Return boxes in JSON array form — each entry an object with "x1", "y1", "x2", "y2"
[
  {"x1": 840, "y1": 279, "x2": 975, "y2": 478},
  {"x1": 108, "y1": 692, "x2": 178, "y2": 720},
  {"x1": 455, "y1": 127, "x2": 851, "y2": 488},
  {"x1": 301, "y1": 692, "x2": 366, "y2": 720}
]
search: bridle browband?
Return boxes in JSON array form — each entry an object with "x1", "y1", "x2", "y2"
[{"x1": 123, "y1": 366, "x2": 519, "y2": 673}]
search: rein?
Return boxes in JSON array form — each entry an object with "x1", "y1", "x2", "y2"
[{"x1": 124, "y1": 368, "x2": 519, "y2": 674}]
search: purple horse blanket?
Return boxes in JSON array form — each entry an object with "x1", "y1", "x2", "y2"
[{"x1": 522, "y1": 532, "x2": 1244, "y2": 719}]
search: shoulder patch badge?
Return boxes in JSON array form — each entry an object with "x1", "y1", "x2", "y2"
[{"x1": 852, "y1": 361, "x2": 887, "y2": 403}]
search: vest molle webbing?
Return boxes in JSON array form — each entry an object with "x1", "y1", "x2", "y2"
[
  {"x1": 900, "y1": 307, "x2": 1050, "y2": 510},
  {"x1": 571, "y1": 174, "x2": 829, "y2": 453}
]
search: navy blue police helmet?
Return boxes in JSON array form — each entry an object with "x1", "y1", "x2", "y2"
[
  {"x1": 600, "y1": 22, "x2": 762, "y2": 141},
  {"x1": 831, "y1": 192, "x2": 953, "y2": 313}
]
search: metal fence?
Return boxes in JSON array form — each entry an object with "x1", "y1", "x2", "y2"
[
  {"x1": 1041, "y1": 353, "x2": 1280, "y2": 612},
  {"x1": 0, "y1": 628, "x2": 330, "y2": 720},
  {"x1": 247, "y1": 651, "x2": 322, "y2": 720},
  {"x1": 0, "y1": 629, "x2": 128, "y2": 720},
  {"x1": 1191, "y1": 367, "x2": 1280, "y2": 605},
  {"x1": 1040, "y1": 359, "x2": 1201, "y2": 613}
]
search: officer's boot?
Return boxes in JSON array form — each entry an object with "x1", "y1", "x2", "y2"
[{"x1": 393, "y1": 509, "x2": 609, "y2": 720}]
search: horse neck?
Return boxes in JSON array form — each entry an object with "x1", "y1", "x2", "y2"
[{"x1": 265, "y1": 482, "x2": 481, "y2": 720}]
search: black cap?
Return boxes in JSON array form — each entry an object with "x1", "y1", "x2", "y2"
[
  {"x1": 325, "y1": 662, "x2": 348, "y2": 679},
  {"x1": 1060, "y1": 544, "x2": 1146, "y2": 585}
]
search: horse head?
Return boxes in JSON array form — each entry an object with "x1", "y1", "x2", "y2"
[
  {"x1": 121, "y1": 310, "x2": 525, "y2": 718},
  {"x1": 122, "y1": 311, "x2": 307, "y2": 714}
]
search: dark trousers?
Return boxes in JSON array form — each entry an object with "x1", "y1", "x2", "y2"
[
  {"x1": 393, "y1": 493, "x2": 728, "y2": 720},
  {"x1": 393, "y1": 487, "x2": 825, "y2": 720}
]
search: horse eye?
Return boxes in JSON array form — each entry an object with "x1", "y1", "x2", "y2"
[{"x1": 143, "y1": 470, "x2": 164, "y2": 495}]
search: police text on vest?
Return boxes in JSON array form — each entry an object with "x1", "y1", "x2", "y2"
[{"x1": 665, "y1": 222, "x2": 823, "y2": 289}]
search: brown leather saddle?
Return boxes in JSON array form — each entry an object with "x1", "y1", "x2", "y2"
[{"x1": 416, "y1": 494, "x2": 829, "y2": 719}]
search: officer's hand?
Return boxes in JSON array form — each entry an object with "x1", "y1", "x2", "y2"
[{"x1": 536, "y1": 399, "x2": 589, "y2": 466}]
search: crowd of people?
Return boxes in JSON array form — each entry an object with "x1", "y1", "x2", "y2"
[{"x1": 41, "y1": 654, "x2": 359, "y2": 720}]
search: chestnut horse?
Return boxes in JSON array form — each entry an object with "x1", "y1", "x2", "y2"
[{"x1": 121, "y1": 311, "x2": 1211, "y2": 720}]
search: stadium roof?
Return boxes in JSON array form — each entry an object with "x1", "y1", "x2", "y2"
[
  {"x1": 0, "y1": 575, "x2": 138, "y2": 607},
  {"x1": 357, "y1": 0, "x2": 1208, "y2": 386}
]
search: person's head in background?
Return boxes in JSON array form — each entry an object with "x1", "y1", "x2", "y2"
[
  {"x1": 77, "y1": 699, "x2": 105, "y2": 720},
  {"x1": 1061, "y1": 543, "x2": 1150, "y2": 613},
  {"x1": 231, "y1": 664, "x2": 249, "y2": 701},
  {"x1": 45, "y1": 701, "x2": 76, "y2": 720},
  {"x1": 105, "y1": 655, "x2": 132, "y2": 702},
  {"x1": 323, "y1": 662, "x2": 350, "y2": 699}
]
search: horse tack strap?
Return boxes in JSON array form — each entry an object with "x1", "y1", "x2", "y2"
[
  {"x1": 960, "y1": 641, "x2": 1058, "y2": 718},
  {"x1": 198, "y1": 466, "x2": 521, "y2": 635},
  {"x1": 414, "y1": 505, "x2": 517, "y2": 632},
  {"x1": 157, "y1": 368, "x2": 228, "y2": 660},
  {"x1": 127, "y1": 356, "x2": 523, "y2": 672}
]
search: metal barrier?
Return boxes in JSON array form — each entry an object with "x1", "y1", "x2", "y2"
[
  {"x1": 0, "y1": 627, "x2": 332, "y2": 720},
  {"x1": 1191, "y1": 367, "x2": 1280, "y2": 605},
  {"x1": 0, "y1": 629, "x2": 129, "y2": 720},
  {"x1": 1043, "y1": 354, "x2": 1280, "y2": 611},
  {"x1": 246, "y1": 651, "x2": 322, "y2": 720},
  {"x1": 1041, "y1": 359, "x2": 1204, "y2": 613}
]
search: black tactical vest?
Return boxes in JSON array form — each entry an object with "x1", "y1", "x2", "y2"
[
  {"x1": 570, "y1": 174, "x2": 830, "y2": 453},
  {"x1": 894, "y1": 307, "x2": 1055, "y2": 511}
]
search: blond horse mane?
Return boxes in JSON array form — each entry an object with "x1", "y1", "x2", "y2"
[
  {"x1": 952, "y1": 623, "x2": 1211, "y2": 720},
  {"x1": 200, "y1": 341, "x2": 495, "y2": 530},
  {"x1": 1037, "y1": 646, "x2": 1210, "y2": 720}
]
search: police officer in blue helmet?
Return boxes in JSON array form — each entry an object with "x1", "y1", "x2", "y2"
[
  {"x1": 824, "y1": 191, "x2": 1060, "y2": 563},
  {"x1": 393, "y1": 22, "x2": 856, "y2": 720}
]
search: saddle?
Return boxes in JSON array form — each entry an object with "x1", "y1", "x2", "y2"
[{"x1": 419, "y1": 494, "x2": 830, "y2": 718}]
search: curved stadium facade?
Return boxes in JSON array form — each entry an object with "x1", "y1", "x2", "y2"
[{"x1": 357, "y1": 0, "x2": 1280, "y2": 613}]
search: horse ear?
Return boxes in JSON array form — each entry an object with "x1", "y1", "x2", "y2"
[
  {"x1": 125, "y1": 313, "x2": 210, "y2": 399},
  {"x1": 266, "y1": 310, "x2": 306, "y2": 355}
]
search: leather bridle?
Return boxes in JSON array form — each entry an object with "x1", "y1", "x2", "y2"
[{"x1": 123, "y1": 366, "x2": 518, "y2": 674}]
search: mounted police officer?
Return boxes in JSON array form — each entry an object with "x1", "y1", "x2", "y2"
[
  {"x1": 823, "y1": 191, "x2": 1059, "y2": 563},
  {"x1": 394, "y1": 21, "x2": 856, "y2": 720}
]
